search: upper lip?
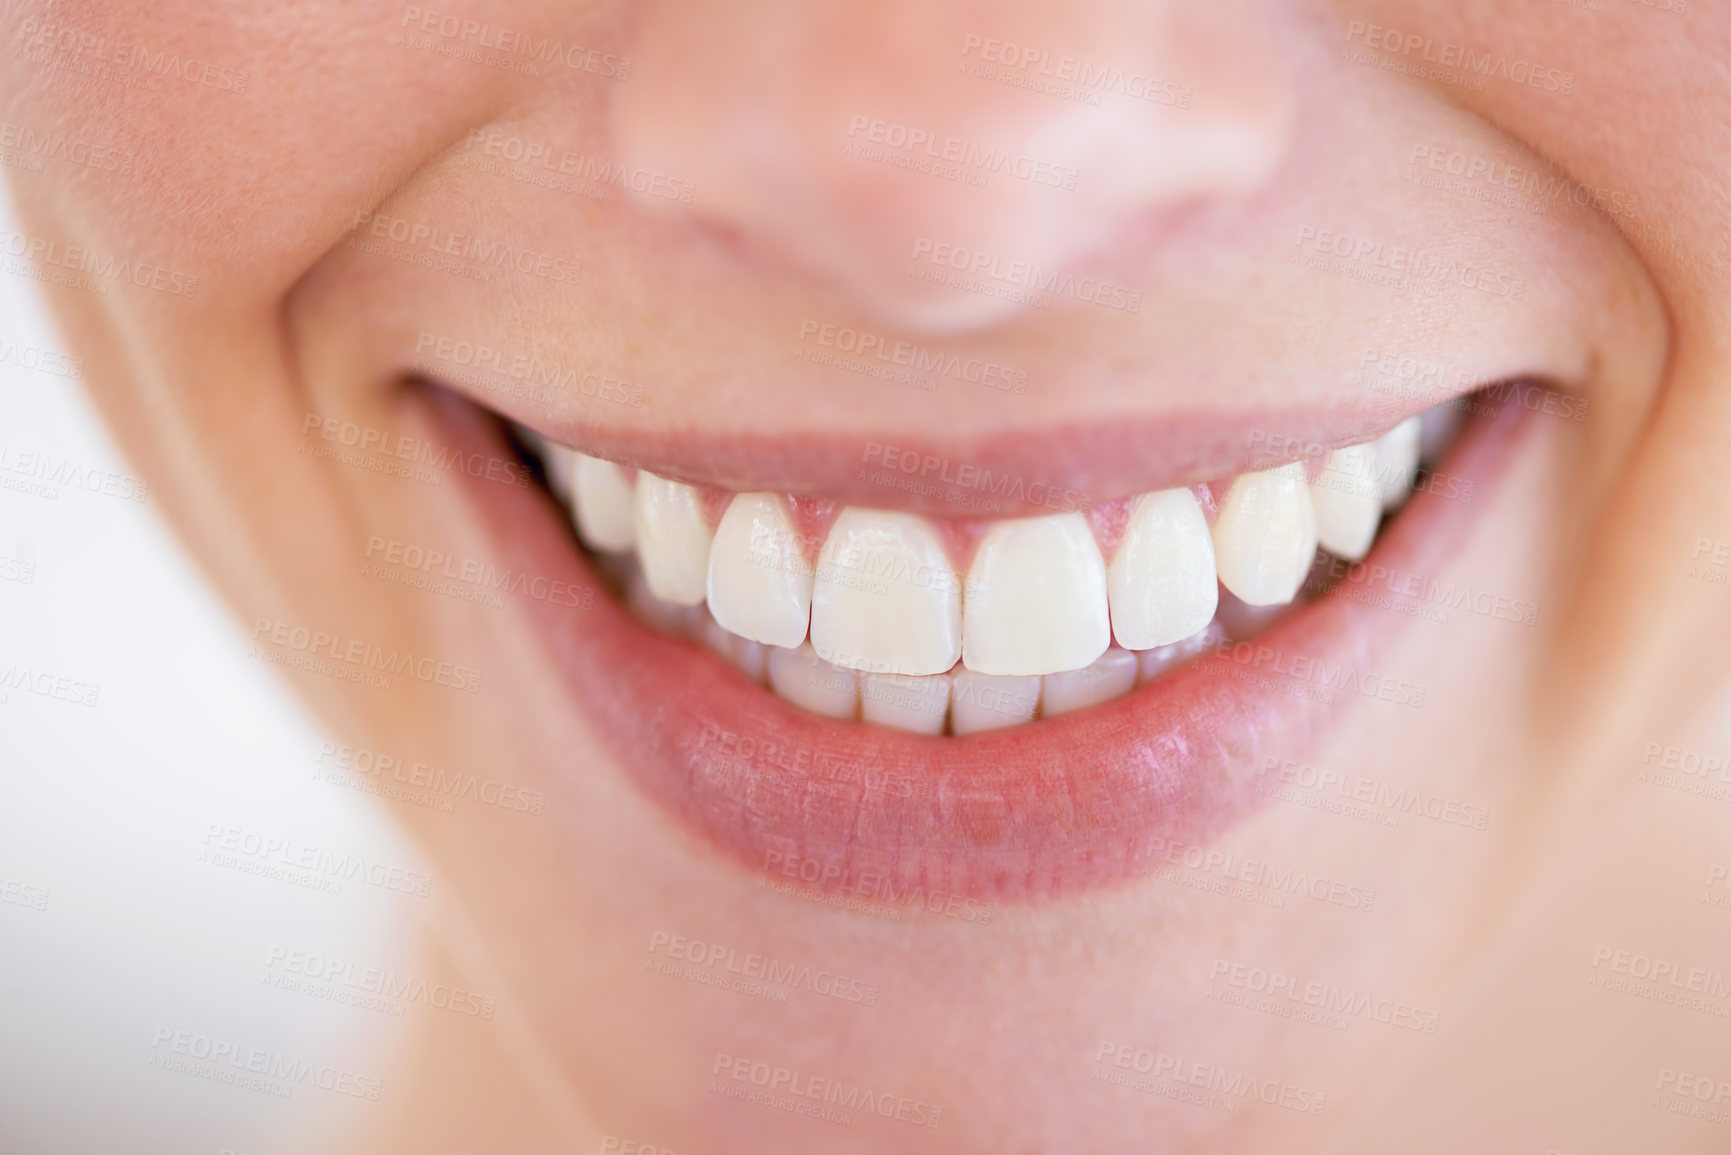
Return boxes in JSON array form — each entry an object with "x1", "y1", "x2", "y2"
[{"x1": 470, "y1": 390, "x2": 1508, "y2": 517}]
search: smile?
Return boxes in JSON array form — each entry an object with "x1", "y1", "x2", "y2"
[
  {"x1": 533, "y1": 406, "x2": 1457, "y2": 733},
  {"x1": 422, "y1": 380, "x2": 1530, "y2": 902}
]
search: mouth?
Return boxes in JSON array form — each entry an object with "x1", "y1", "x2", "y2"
[{"x1": 421, "y1": 382, "x2": 1527, "y2": 904}]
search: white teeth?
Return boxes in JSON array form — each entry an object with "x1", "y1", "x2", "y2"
[
  {"x1": 1106, "y1": 488, "x2": 1218, "y2": 651},
  {"x1": 1308, "y1": 443, "x2": 1381, "y2": 561},
  {"x1": 811, "y1": 509, "x2": 961, "y2": 676},
  {"x1": 949, "y1": 669, "x2": 1041, "y2": 734},
  {"x1": 1373, "y1": 416, "x2": 1422, "y2": 510},
  {"x1": 1210, "y1": 463, "x2": 1318, "y2": 607},
  {"x1": 571, "y1": 454, "x2": 637, "y2": 552},
  {"x1": 1136, "y1": 622, "x2": 1223, "y2": 685},
  {"x1": 566, "y1": 401, "x2": 1461, "y2": 728},
  {"x1": 706, "y1": 493, "x2": 813, "y2": 648},
  {"x1": 634, "y1": 472, "x2": 715, "y2": 606},
  {"x1": 767, "y1": 643, "x2": 859, "y2": 720},
  {"x1": 542, "y1": 443, "x2": 576, "y2": 503},
  {"x1": 860, "y1": 671, "x2": 952, "y2": 735},
  {"x1": 962, "y1": 513, "x2": 1111, "y2": 676},
  {"x1": 699, "y1": 613, "x2": 768, "y2": 684},
  {"x1": 1041, "y1": 648, "x2": 1138, "y2": 716}
]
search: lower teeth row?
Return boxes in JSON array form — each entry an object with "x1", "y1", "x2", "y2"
[{"x1": 620, "y1": 554, "x2": 1229, "y2": 735}]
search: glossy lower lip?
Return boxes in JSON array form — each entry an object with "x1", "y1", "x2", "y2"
[{"x1": 425, "y1": 387, "x2": 1529, "y2": 904}]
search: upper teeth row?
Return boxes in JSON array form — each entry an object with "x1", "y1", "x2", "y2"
[{"x1": 543, "y1": 416, "x2": 1429, "y2": 682}]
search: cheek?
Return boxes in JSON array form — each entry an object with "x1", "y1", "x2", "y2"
[{"x1": 0, "y1": 0, "x2": 545, "y2": 302}]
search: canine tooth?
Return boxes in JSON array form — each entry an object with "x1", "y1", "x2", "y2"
[
  {"x1": 699, "y1": 613, "x2": 768, "y2": 684},
  {"x1": 634, "y1": 472, "x2": 714, "y2": 606},
  {"x1": 1210, "y1": 464, "x2": 1317, "y2": 606},
  {"x1": 1374, "y1": 417, "x2": 1421, "y2": 510},
  {"x1": 1309, "y1": 443, "x2": 1381, "y2": 561},
  {"x1": 767, "y1": 643, "x2": 859, "y2": 720},
  {"x1": 571, "y1": 454, "x2": 637, "y2": 552},
  {"x1": 860, "y1": 671, "x2": 951, "y2": 735},
  {"x1": 962, "y1": 513, "x2": 1110, "y2": 676},
  {"x1": 542, "y1": 443, "x2": 576, "y2": 503},
  {"x1": 810, "y1": 509, "x2": 961, "y2": 677},
  {"x1": 1041, "y1": 649, "x2": 1138, "y2": 716},
  {"x1": 950, "y1": 670, "x2": 1041, "y2": 734},
  {"x1": 1107, "y1": 488, "x2": 1218, "y2": 651},
  {"x1": 706, "y1": 493, "x2": 813, "y2": 648},
  {"x1": 1136, "y1": 621, "x2": 1225, "y2": 685}
]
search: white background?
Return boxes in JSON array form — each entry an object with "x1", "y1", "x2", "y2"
[{"x1": 0, "y1": 189, "x2": 420, "y2": 1154}]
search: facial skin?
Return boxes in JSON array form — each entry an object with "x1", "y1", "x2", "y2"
[{"x1": 5, "y1": 0, "x2": 1731, "y2": 1150}]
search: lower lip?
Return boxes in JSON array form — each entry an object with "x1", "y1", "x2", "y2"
[{"x1": 426, "y1": 390, "x2": 1530, "y2": 905}]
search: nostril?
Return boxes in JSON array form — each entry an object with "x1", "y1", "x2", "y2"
[{"x1": 610, "y1": 0, "x2": 1293, "y2": 334}]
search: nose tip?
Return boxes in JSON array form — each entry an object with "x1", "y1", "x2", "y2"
[{"x1": 610, "y1": 0, "x2": 1293, "y2": 333}]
